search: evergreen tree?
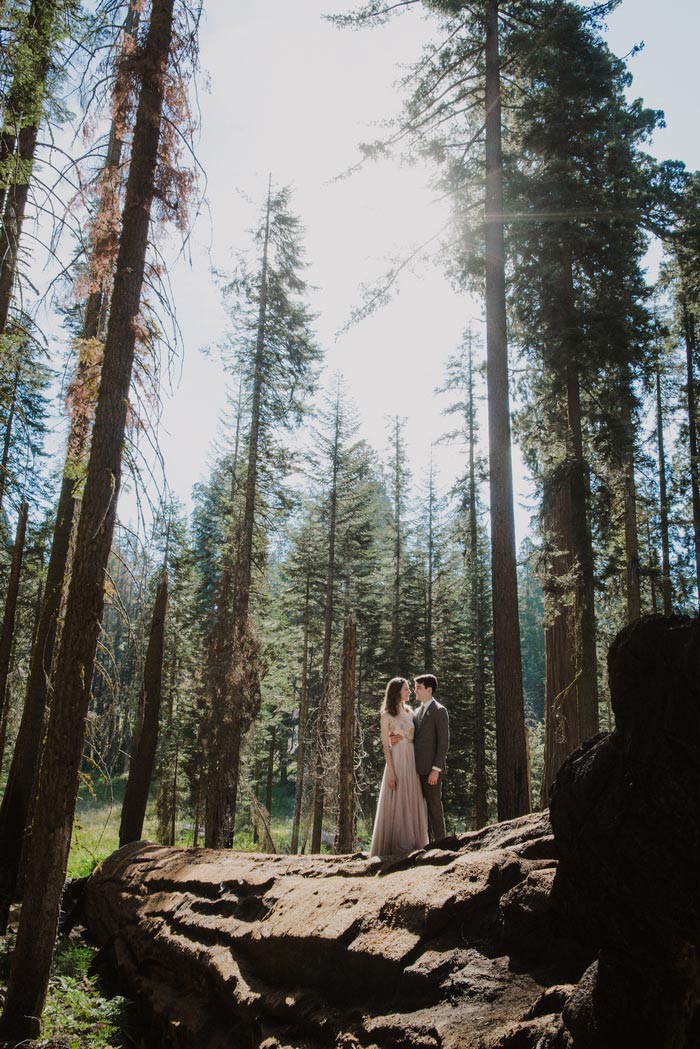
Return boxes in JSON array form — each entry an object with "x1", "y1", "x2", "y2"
[{"x1": 204, "y1": 181, "x2": 321, "y2": 848}]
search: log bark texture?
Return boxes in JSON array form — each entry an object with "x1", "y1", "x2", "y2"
[
  {"x1": 550, "y1": 613, "x2": 700, "y2": 1048},
  {"x1": 85, "y1": 813, "x2": 579, "y2": 1049}
]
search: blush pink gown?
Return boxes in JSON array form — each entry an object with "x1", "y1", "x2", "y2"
[{"x1": 370, "y1": 705, "x2": 429, "y2": 857}]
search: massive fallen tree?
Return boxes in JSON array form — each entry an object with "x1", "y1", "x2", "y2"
[{"x1": 83, "y1": 614, "x2": 700, "y2": 1049}]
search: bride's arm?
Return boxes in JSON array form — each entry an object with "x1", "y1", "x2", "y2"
[{"x1": 380, "y1": 713, "x2": 397, "y2": 790}]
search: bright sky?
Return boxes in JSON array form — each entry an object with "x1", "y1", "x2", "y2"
[{"x1": 117, "y1": 0, "x2": 700, "y2": 531}]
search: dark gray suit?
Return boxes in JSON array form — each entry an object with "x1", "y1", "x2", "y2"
[{"x1": 413, "y1": 699, "x2": 449, "y2": 842}]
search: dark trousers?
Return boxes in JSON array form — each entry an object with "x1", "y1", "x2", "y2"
[{"x1": 419, "y1": 773, "x2": 446, "y2": 842}]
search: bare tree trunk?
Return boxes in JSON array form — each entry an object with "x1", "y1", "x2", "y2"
[
  {"x1": 616, "y1": 366, "x2": 642, "y2": 622},
  {"x1": 170, "y1": 734, "x2": 179, "y2": 847},
  {"x1": 0, "y1": 0, "x2": 175, "y2": 1035},
  {"x1": 311, "y1": 398, "x2": 341, "y2": 853},
  {"x1": 119, "y1": 566, "x2": 168, "y2": 846},
  {"x1": 655, "y1": 358, "x2": 673, "y2": 615},
  {"x1": 645, "y1": 519, "x2": 659, "y2": 614},
  {"x1": 0, "y1": 123, "x2": 39, "y2": 333},
  {"x1": 0, "y1": 500, "x2": 27, "y2": 777},
  {"x1": 683, "y1": 302, "x2": 700, "y2": 603},
  {"x1": 0, "y1": 367, "x2": 18, "y2": 517},
  {"x1": 336, "y1": 614, "x2": 356, "y2": 854},
  {"x1": 390, "y1": 416, "x2": 402, "y2": 674},
  {"x1": 540, "y1": 249, "x2": 598, "y2": 800},
  {"x1": 425, "y1": 457, "x2": 435, "y2": 673},
  {"x1": 566, "y1": 362, "x2": 598, "y2": 745},
  {"x1": 0, "y1": 500, "x2": 27, "y2": 727},
  {"x1": 466, "y1": 343, "x2": 488, "y2": 828},
  {"x1": 291, "y1": 573, "x2": 311, "y2": 854},
  {"x1": 265, "y1": 727, "x2": 276, "y2": 818},
  {"x1": 0, "y1": 0, "x2": 62, "y2": 334},
  {"x1": 484, "y1": 0, "x2": 530, "y2": 820},
  {"x1": 540, "y1": 483, "x2": 580, "y2": 806}
]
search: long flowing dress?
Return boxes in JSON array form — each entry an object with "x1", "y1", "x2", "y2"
[{"x1": 370, "y1": 705, "x2": 429, "y2": 857}]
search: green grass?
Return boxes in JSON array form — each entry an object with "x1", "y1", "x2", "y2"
[{"x1": 66, "y1": 771, "x2": 373, "y2": 875}]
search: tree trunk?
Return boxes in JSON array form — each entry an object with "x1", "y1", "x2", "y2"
[
  {"x1": 0, "y1": 3, "x2": 136, "y2": 925},
  {"x1": 291, "y1": 573, "x2": 311, "y2": 854},
  {"x1": 0, "y1": 122, "x2": 40, "y2": 334},
  {"x1": 0, "y1": 367, "x2": 18, "y2": 517},
  {"x1": 119, "y1": 566, "x2": 169, "y2": 846},
  {"x1": 311, "y1": 403, "x2": 340, "y2": 853},
  {"x1": 565, "y1": 362, "x2": 598, "y2": 745},
  {"x1": 484, "y1": 0, "x2": 530, "y2": 820},
  {"x1": 425, "y1": 457, "x2": 434, "y2": 674},
  {"x1": 621, "y1": 390, "x2": 641, "y2": 621},
  {"x1": 265, "y1": 727, "x2": 276, "y2": 819},
  {"x1": 655, "y1": 359, "x2": 673, "y2": 615},
  {"x1": 0, "y1": 0, "x2": 61, "y2": 334},
  {"x1": 336, "y1": 614, "x2": 356, "y2": 854},
  {"x1": 391, "y1": 416, "x2": 402, "y2": 674},
  {"x1": 683, "y1": 301, "x2": 700, "y2": 602},
  {"x1": 540, "y1": 483, "x2": 580, "y2": 806},
  {"x1": 540, "y1": 248, "x2": 599, "y2": 802},
  {"x1": 467, "y1": 343, "x2": 487, "y2": 829},
  {"x1": 0, "y1": 0, "x2": 175, "y2": 1036},
  {"x1": 0, "y1": 499, "x2": 27, "y2": 744}
]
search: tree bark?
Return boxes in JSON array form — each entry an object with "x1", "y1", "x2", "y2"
[
  {"x1": 466, "y1": 343, "x2": 488, "y2": 829},
  {"x1": 0, "y1": 0, "x2": 59, "y2": 331},
  {"x1": 540, "y1": 483, "x2": 580, "y2": 807},
  {"x1": 390, "y1": 416, "x2": 402, "y2": 674},
  {"x1": 119, "y1": 567, "x2": 169, "y2": 846},
  {"x1": 683, "y1": 301, "x2": 700, "y2": 603},
  {"x1": 425, "y1": 457, "x2": 435, "y2": 674},
  {"x1": 291, "y1": 573, "x2": 311, "y2": 854},
  {"x1": 0, "y1": 122, "x2": 39, "y2": 333},
  {"x1": 311, "y1": 399, "x2": 340, "y2": 853},
  {"x1": 0, "y1": 499, "x2": 27, "y2": 746},
  {"x1": 540, "y1": 249, "x2": 599, "y2": 802},
  {"x1": 336, "y1": 614, "x2": 356, "y2": 854},
  {"x1": 620, "y1": 375, "x2": 641, "y2": 621},
  {"x1": 0, "y1": 367, "x2": 18, "y2": 517},
  {"x1": 264, "y1": 727, "x2": 276, "y2": 819},
  {"x1": 565, "y1": 362, "x2": 598, "y2": 745},
  {"x1": 0, "y1": 0, "x2": 175, "y2": 1036},
  {"x1": 484, "y1": 0, "x2": 530, "y2": 820},
  {"x1": 655, "y1": 359, "x2": 673, "y2": 616}
]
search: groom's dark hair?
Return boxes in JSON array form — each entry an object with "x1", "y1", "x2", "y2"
[{"x1": 415, "y1": 673, "x2": 437, "y2": 694}]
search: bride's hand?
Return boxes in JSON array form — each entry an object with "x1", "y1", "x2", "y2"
[
  {"x1": 388, "y1": 770, "x2": 397, "y2": 790},
  {"x1": 389, "y1": 733, "x2": 402, "y2": 747}
]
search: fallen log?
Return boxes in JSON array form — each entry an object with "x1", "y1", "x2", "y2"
[{"x1": 84, "y1": 811, "x2": 581, "y2": 1049}]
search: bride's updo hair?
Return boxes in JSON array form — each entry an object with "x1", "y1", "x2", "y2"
[{"x1": 382, "y1": 676, "x2": 408, "y2": 718}]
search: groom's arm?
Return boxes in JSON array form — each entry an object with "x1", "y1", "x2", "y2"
[{"x1": 433, "y1": 706, "x2": 449, "y2": 772}]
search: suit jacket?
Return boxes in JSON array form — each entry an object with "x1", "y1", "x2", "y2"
[{"x1": 413, "y1": 699, "x2": 449, "y2": 776}]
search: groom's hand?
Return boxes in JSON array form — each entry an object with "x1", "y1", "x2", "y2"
[
  {"x1": 427, "y1": 769, "x2": 440, "y2": 786},
  {"x1": 389, "y1": 733, "x2": 402, "y2": 746}
]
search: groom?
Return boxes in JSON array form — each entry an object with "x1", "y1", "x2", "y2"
[{"x1": 413, "y1": 674, "x2": 449, "y2": 842}]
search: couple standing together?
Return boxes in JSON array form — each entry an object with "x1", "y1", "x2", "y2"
[{"x1": 369, "y1": 674, "x2": 449, "y2": 858}]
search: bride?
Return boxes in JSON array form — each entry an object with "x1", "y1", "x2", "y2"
[{"x1": 369, "y1": 677, "x2": 428, "y2": 858}]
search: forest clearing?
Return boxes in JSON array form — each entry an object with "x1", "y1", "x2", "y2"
[{"x1": 0, "y1": 0, "x2": 698, "y2": 1045}]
